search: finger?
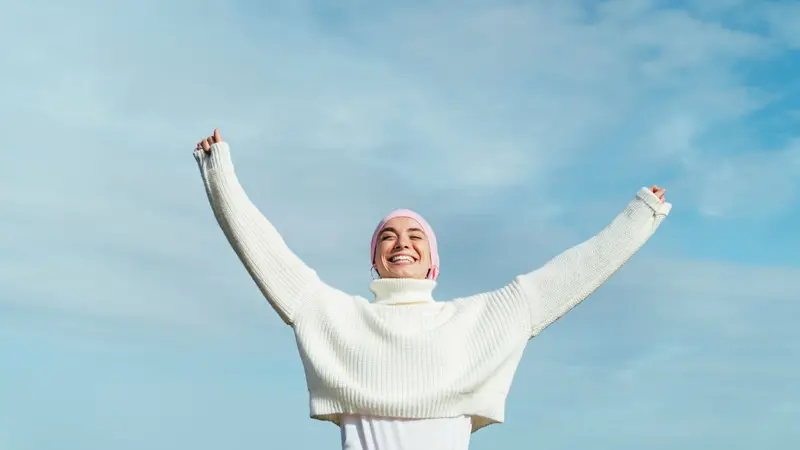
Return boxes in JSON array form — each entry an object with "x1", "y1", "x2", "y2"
[
  {"x1": 208, "y1": 135, "x2": 215, "y2": 145},
  {"x1": 214, "y1": 128, "x2": 221, "y2": 142},
  {"x1": 201, "y1": 138, "x2": 211, "y2": 151}
]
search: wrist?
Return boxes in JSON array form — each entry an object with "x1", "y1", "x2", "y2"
[{"x1": 195, "y1": 142, "x2": 234, "y2": 173}]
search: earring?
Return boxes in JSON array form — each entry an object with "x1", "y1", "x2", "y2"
[{"x1": 370, "y1": 266, "x2": 379, "y2": 280}]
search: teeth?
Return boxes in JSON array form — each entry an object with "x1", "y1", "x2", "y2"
[{"x1": 390, "y1": 256, "x2": 414, "y2": 263}]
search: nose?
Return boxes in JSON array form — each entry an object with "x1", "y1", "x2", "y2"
[{"x1": 394, "y1": 235, "x2": 411, "y2": 249}]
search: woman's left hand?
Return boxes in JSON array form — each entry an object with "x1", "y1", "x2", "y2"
[{"x1": 650, "y1": 185, "x2": 667, "y2": 203}]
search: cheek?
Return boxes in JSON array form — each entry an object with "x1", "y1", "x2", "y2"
[
  {"x1": 376, "y1": 243, "x2": 391, "y2": 260},
  {"x1": 416, "y1": 243, "x2": 431, "y2": 261}
]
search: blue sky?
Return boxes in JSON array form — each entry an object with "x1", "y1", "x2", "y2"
[{"x1": 2, "y1": 0, "x2": 799, "y2": 448}]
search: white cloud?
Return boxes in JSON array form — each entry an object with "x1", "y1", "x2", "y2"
[
  {"x1": 676, "y1": 139, "x2": 800, "y2": 218},
  {"x1": 1, "y1": 0, "x2": 798, "y2": 327},
  {"x1": 765, "y1": 1, "x2": 800, "y2": 48}
]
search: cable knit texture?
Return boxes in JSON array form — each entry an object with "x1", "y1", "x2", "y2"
[{"x1": 194, "y1": 142, "x2": 671, "y2": 432}]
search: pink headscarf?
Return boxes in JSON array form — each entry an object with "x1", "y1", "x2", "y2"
[{"x1": 370, "y1": 209, "x2": 439, "y2": 280}]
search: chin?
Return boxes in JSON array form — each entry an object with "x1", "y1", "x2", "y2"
[
  {"x1": 393, "y1": 271, "x2": 427, "y2": 279},
  {"x1": 382, "y1": 267, "x2": 426, "y2": 279}
]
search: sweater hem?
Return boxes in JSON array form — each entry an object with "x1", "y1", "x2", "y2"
[{"x1": 307, "y1": 389, "x2": 504, "y2": 433}]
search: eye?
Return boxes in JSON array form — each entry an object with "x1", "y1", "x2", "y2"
[{"x1": 410, "y1": 235, "x2": 424, "y2": 240}]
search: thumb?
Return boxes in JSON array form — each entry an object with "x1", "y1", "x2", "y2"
[{"x1": 214, "y1": 128, "x2": 222, "y2": 142}]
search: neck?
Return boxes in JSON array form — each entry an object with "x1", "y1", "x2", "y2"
[{"x1": 369, "y1": 278, "x2": 436, "y2": 305}]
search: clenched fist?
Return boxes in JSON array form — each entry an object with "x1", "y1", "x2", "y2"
[
  {"x1": 649, "y1": 185, "x2": 667, "y2": 203},
  {"x1": 196, "y1": 128, "x2": 223, "y2": 152}
]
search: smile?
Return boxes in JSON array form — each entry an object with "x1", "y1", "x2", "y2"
[{"x1": 388, "y1": 255, "x2": 416, "y2": 263}]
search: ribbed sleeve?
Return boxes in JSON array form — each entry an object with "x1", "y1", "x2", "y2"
[
  {"x1": 194, "y1": 142, "x2": 332, "y2": 325},
  {"x1": 517, "y1": 187, "x2": 671, "y2": 335}
]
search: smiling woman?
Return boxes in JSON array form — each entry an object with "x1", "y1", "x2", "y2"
[
  {"x1": 371, "y1": 209, "x2": 439, "y2": 280},
  {"x1": 193, "y1": 129, "x2": 671, "y2": 450}
]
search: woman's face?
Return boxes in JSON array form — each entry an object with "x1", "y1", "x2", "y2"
[{"x1": 373, "y1": 216, "x2": 432, "y2": 279}]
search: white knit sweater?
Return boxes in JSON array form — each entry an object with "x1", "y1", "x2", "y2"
[{"x1": 194, "y1": 142, "x2": 671, "y2": 432}]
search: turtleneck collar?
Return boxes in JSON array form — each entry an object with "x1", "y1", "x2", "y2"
[{"x1": 369, "y1": 278, "x2": 437, "y2": 305}]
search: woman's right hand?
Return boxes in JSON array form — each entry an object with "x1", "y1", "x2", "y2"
[{"x1": 196, "y1": 128, "x2": 223, "y2": 153}]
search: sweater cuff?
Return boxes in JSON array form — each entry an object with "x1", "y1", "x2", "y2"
[
  {"x1": 636, "y1": 187, "x2": 672, "y2": 216},
  {"x1": 193, "y1": 142, "x2": 234, "y2": 173}
]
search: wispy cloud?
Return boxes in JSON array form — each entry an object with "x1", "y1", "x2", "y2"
[
  {"x1": 679, "y1": 139, "x2": 800, "y2": 218},
  {"x1": 3, "y1": 0, "x2": 797, "y2": 330},
  {"x1": 765, "y1": 1, "x2": 800, "y2": 48}
]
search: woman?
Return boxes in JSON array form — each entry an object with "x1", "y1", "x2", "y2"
[{"x1": 194, "y1": 129, "x2": 671, "y2": 449}]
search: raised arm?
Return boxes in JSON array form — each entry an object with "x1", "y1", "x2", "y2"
[
  {"x1": 193, "y1": 129, "x2": 338, "y2": 325},
  {"x1": 516, "y1": 187, "x2": 671, "y2": 336}
]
